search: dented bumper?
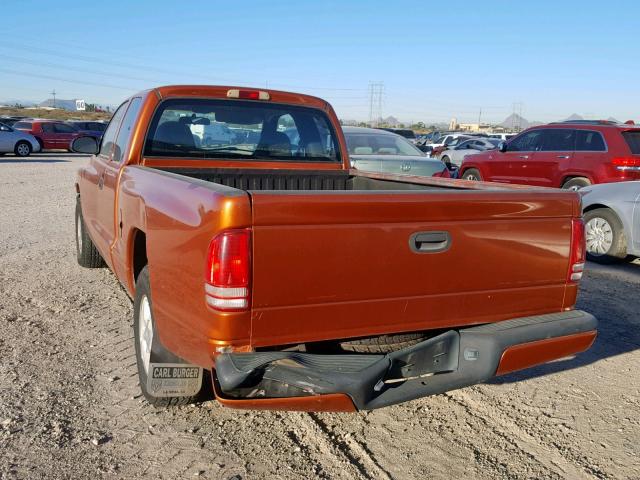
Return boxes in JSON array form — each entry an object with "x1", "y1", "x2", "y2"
[{"x1": 214, "y1": 310, "x2": 597, "y2": 411}]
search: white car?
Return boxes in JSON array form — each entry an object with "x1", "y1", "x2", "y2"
[
  {"x1": 581, "y1": 181, "x2": 640, "y2": 263},
  {"x1": 439, "y1": 138, "x2": 501, "y2": 167},
  {"x1": 0, "y1": 122, "x2": 41, "y2": 157},
  {"x1": 487, "y1": 133, "x2": 516, "y2": 141}
]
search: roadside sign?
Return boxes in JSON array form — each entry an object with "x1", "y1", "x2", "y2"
[{"x1": 75, "y1": 99, "x2": 86, "y2": 111}]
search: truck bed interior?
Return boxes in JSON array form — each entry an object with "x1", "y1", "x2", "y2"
[{"x1": 159, "y1": 168, "x2": 457, "y2": 192}]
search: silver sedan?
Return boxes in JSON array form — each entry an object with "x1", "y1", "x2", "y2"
[
  {"x1": 0, "y1": 122, "x2": 41, "y2": 157},
  {"x1": 439, "y1": 138, "x2": 500, "y2": 167},
  {"x1": 581, "y1": 181, "x2": 640, "y2": 263}
]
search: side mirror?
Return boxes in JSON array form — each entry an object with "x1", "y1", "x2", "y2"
[
  {"x1": 71, "y1": 136, "x2": 99, "y2": 154},
  {"x1": 498, "y1": 141, "x2": 507, "y2": 153}
]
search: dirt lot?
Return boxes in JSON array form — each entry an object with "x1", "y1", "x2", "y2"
[{"x1": 0, "y1": 153, "x2": 639, "y2": 480}]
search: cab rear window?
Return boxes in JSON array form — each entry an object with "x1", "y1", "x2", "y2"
[
  {"x1": 622, "y1": 131, "x2": 640, "y2": 154},
  {"x1": 144, "y1": 99, "x2": 339, "y2": 162}
]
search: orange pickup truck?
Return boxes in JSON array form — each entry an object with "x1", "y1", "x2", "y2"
[{"x1": 73, "y1": 85, "x2": 597, "y2": 412}]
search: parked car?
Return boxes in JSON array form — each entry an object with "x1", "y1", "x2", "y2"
[
  {"x1": 344, "y1": 126, "x2": 449, "y2": 178},
  {"x1": 72, "y1": 85, "x2": 596, "y2": 412},
  {"x1": 375, "y1": 127, "x2": 416, "y2": 143},
  {"x1": 430, "y1": 134, "x2": 473, "y2": 159},
  {"x1": 13, "y1": 119, "x2": 81, "y2": 151},
  {"x1": 459, "y1": 121, "x2": 640, "y2": 189},
  {"x1": 0, "y1": 122, "x2": 41, "y2": 157},
  {"x1": 67, "y1": 121, "x2": 107, "y2": 141},
  {"x1": 487, "y1": 133, "x2": 516, "y2": 141},
  {"x1": 581, "y1": 181, "x2": 640, "y2": 263},
  {"x1": 439, "y1": 138, "x2": 501, "y2": 168},
  {"x1": 0, "y1": 116, "x2": 28, "y2": 127}
]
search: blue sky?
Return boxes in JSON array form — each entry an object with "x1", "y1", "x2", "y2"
[{"x1": 1, "y1": 0, "x2": 638, "y2": 124}]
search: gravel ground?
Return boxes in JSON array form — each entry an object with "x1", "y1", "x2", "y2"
[{"x1": 1, "y1": 153, "x2": 639, "y2": 480}]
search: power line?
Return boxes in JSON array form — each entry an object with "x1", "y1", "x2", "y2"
[{"x1": 368, "y1": 81, "x2": 384, "y2": 127}]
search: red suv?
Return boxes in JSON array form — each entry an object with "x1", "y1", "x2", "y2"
[
  {"x1": 459, "y1": 121, "x2": 640, "y2": 189},
  {"x1": 13, "y1": 120, "x2": 81, "y2": 151}
]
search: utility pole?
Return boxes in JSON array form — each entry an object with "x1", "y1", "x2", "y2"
[
  {"x1": 368, "y1": 81, "x2": 384, "y2": 127},
  {"x1": 478, "y1": 107, "x2": 482, "y2": 126},
  {"x1": 50, "y1": 89, "x2": 57, "y2": 108}
]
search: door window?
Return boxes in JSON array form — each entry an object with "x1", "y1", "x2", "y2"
[
  {"x1": 508, "y1": 130, "x2": 543, "y2": 151},
  {"x1": 541, "y1": 129, "x2": 575, "y2": 151},
  {"x1": 53, "y1": 123, "x2": 77, "y2": 134},
  {"x1": 41, "y1": 123, "x2": 55, "y2": 133},
  {"x1": 99, "y1": 101, "x2": 128, "y2": 158},
  {"x1": 113, "y1": 97, "x2": 142, "y2": 163}
]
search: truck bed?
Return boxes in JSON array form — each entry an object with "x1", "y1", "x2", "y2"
[{"x1": 142, "y1": 166, "x2": 580, "y2": 350}]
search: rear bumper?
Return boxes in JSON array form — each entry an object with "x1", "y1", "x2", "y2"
[{"x1": 214, "y1": 310, "x2": 597, "y2": 411}]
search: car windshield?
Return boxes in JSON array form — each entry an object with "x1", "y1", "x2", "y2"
[
  {"x1": 144, "y1": 98, "x2": 339, "y2": 162},
  {"x1": 345, "y1": 132, "x2": 424, "y2": 156}
]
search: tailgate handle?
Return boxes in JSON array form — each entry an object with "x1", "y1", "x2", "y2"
[{"x1": 410, "y1": 231, "x2": 450, "y2": 253}]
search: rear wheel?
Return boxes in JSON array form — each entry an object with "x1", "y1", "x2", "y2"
[
  {"x1": 461, "y1": 168, "x2": 482, "y2": 181},
  {"x1": 133, "y1": 266, "x2": 212, "y2": 407},
  {"x1": 562, "y1": 177, "x2": 591, "y2": 191},
  {"x1": 14, "y1": 141, "x2": 31, "y2": 157},
  {"x1": 584, "y1": 208, "x2": 627, "y2": 264}
]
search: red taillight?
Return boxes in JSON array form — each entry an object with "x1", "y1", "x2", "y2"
[
  {"x1": 226, "y1": 89, "x2": 270, "y2": 101},
  {"x1": 568, "y1": 218, "x2": 585, "y2": 283},
  {"x1": 612, "y1": 157, "x2": 640, "y2": 167},
  {"x1": 205, "y1": 229, "x2": 251, "y2": 311}
]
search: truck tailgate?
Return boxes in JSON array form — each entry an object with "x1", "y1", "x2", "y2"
[{"x1": 249, "y1": 190, "x2": 579, "y2": 347}]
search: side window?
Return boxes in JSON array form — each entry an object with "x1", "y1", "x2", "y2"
[
  {"x1": 541, "y1": 129, "x2": 574, "y2": 151},
  {"x1": 41, "y1": 123, "x2": 55, "y2": 133},
  {"x1": 509, "y1": 130, "x2": 543, "y2": 151},
  {"x1": 575, "y1": 130, "x2": 606, "y2": 151},
  {"x1": 99, "y1": 101, "x2": 128, "y2": 158},
  {"x1": 113, "y1": 97, "x2": 142, "y2": 163},
  {"x1": 53, "y1": 123, "x2": 76, "y2": 133}
]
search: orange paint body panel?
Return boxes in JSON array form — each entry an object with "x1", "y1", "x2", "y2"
[{"x1": 496, "y1": 331, "x2": 597, "y2": 376}]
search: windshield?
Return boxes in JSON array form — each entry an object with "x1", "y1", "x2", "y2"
[
  {"x1": 144, "y1": 99, "x2": 339, "y2": 162},
  {"x1": 345, "y1": 132, "x2": 424, "y2": 156}
]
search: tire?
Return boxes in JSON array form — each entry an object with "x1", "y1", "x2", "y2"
[
  {"x1": 584, "y1": 208, "x2": 627, "y2": 264},
  {"x1": 461, "y1": 168, "x2": 482, "y2": 181},
  {"x1": 339, "y1": 332, "x2": 428, "y2": 353},
  {"x1": 75, "y1": 197, "x2": 105, "y2": 268},
  {"x1": 133, "y1": 266, "x2": 212, "y2": 407},
  {"x1": 562, "y1": 177, "x2": 591, "y2": 191},
  {"x1": 14, "y1": 141, "x2": 31, "y2": 157}
]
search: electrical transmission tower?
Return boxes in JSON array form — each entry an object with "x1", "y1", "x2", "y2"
[
  {"x1": 512, "y1": 102, "x2": 524, "y2": 131},
  {"x1": 50, "y1": 89, "x2": 57, "y2": 108},
  {"x1": 368, "y1": 82, "x2": 384, "y2": 127}
]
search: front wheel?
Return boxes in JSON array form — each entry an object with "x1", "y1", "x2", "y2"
[
  {"x1": 461, "y1": 168, "x2": 482, "y2": 181},
  {"x1": 75, "y1": 198, "x2": 105, "y2": 268},
  {"x1": 133, "y1": 266, "x2": 212, "y2": 407},
  {"x1": 14, "y1": 141, "x2": 31, "y2": 157},
  {"x1": 584, "y1": 208, "x2": 627, "y2": 264}
]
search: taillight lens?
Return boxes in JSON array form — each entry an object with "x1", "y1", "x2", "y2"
[
  {"x1": 568, "y1": 218, "x2": 585, "y2": 283},
  {"x1": 612, "y1": 157, "x2": 640, "y2": 170},
  {"x1": 205, "y1": 229, "x2": 251, "y2": 311}
]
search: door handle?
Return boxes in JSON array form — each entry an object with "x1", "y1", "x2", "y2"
[
  {"x1": 410, "y1": 231, "x2": 451, "y2": 253},
  {"x1": 97, "y1": 173, "x2": 104, "y2": 189},
  {"x1": 518, "y1": 155, "x2": 529, "y2": 159},
  {"x1": 556, "y1": 155, "x2": 570, "y2": 159}
]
